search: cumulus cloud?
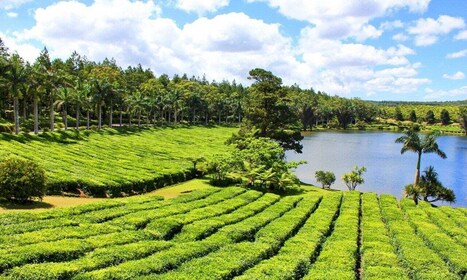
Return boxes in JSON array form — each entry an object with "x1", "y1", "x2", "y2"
[
  {"x1": 424, "y1": 86, "x2": 467, "y2": 100},
  {"x1": 6, "y1": 12, "x2": 18, "y2": 17},
  {"x1": 446, "y1": 49, "x2": 467, "y2": 59},
  {"x1": 443, "y1": 71, "x2": 465, "y2": 80},
  {"x1": 247, "y1": 0, "x2": 429, "y2": 41},
  {"x1": 0, "y1": 32, "x2": 40, "y2": 62},
  {"x1": 392, "y1": 32, "x2": 409, "y2": 41},
  {"x1": 455, "y1": 30, "x2": 467, "y2": 40},
  {"x1": 380, "y1": 20, "x2": 404, "y2": 30},
  {"x1": 0, "y1": 0, "x2": 31, "y2": 10},
  {"x1": 175, "y1": 0, "x2": 229, "y2": 14},
  {"x1": 408, "y1": 15, "x2": 465, "y2": 46}
]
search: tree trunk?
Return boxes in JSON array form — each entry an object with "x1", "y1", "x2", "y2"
[
  {"x1": 76, "y1": 104, "x2": 80, "y2": 130},
  {"x1": 119, "y1": 111, "x2": 123, "y2": 127},
  {"x1": 22, "y1": 98, "x2": 27, "y2": 119},
  {"x1": 174, "y1": 110, "x2": 178, "y2": 124},
  {"x1": 50, "y1": 98, "x2": 55, "y2": 131},
  {"x1": 192, "y1": 108, "x2": 196, "y2": 124},
  {"x1": 13, "y1": 97, "x2": 19, "y2": 134},
  {"x1": 414, "y1": 152, "x2": 421, "y2": 186},
  {"x1": 109, "y1": 101, "x2": 113, "y2": 128},
  {"x1": 34, "y1": 98, "x2": 39, "y2": 134},
  {"x1": 138, "y1": 112, "x2": 141, "y2": 128},
  {"x1": 86, "y1": 110, "x2": 90, "y2": 130},
  {"x1": 98, "y1": 104, "x2": 102, "y2": 130},
  {"x1": 63, "y1": 110, "x2": 68, "y2": 130}
]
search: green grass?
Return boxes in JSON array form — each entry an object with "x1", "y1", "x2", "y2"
[
  {"x1": 0, "y1": 126, "x2": 237, "y2": 197},
  {"x1": 0, "y1": 189, "x2": 465, "y2": 279}
]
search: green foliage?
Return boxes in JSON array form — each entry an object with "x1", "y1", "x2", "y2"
[
  {"x1": 394, "y1": 106, "x2": 404, "y2": 121},
  {"x1": 314, "y1": 170, "x2": 336, "y2": 189},
  {"x1": 425, "y1": 109, "x2": 436, "y2": 124},
  {"x1": 243, "y1": 68, "x2": 303, "y2": 153},
  {"x1": 218, "y1": 135, "x2": 304, "y2": 192},
  {"x1": 440, "y1": 109, "x2": 451, "y2": 125},
  {"x1": 0, "y1": 157, "x2": 47, "y2": 202},
  {"x1": 403, "y1": 166, "x2": 455, "y2": 203},
  {"x1": 459, "y1": 105, "x2": 467, "y2": 135},
  {"x1": 342, "y1": 166, "x2": 366, "y2": 191},
  {"x1": 409, "y1": 110, "x2": 417, "y2": 122}
]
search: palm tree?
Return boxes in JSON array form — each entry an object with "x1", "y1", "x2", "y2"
[
  {"x1": 395, "y1": 130, "x2": 446, "y2": 187},
  {"x1": 404, "y1": 166, "x2": 456, "y2": 203},
  {"x1": 4, "y1": 54, "x2": 27, "y2": 134}
]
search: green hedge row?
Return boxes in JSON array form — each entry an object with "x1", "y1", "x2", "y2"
[
  {"x1": 4, "y1": 240, "x2": 172, "y2": 280},
  {"x1": 438, "y1": 206, "x2": 467, "y2": 232},
  {"x1": 303, "y1": 191, "x2": 360, "y2": 280},
  {"x1": 235, "y1": 193, "x2": 342, "y2": 280},
  {"x1": 175, "y1": 193, "x2": 280, "y2": 242},
  {"x1": 379, "y1": 195, "x2": 458, "y2": 280},
  {"x1": 360, "y1": 193, "x2": 408, "y2": 280},
  {"x1": 0, "y1": 230, "x2": 151, "y2": 273},
  {"x1": 76, "y1": 196, "x2": 303, "y2": 279},
  {"x1": 400, "y1": 199, "x2": 467, "y2": 277},
  {"x1": 418, "y1": 201, "x2": 467, "y2": 247},
  {"x1": 150, "y1": 196, "x2": 322, "y2": 280},
  {"x1": 145, "y1": 190, "x2": 263, "y2": 239},
  {"x1": 108, "y1": 187, "x2": 244, "y2": 230}
]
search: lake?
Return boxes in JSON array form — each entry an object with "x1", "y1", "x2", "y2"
[{"x1": 286, "y1": 131, "x2": 467, "y2": 207}]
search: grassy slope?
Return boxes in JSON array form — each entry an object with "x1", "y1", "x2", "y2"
[{"x1": 0, "y1": 126, "x2": 237, "y2": 193}]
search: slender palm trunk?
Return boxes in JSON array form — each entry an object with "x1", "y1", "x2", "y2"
[
  {"x1": 109, "y1": 101, "x2": 113, "y2": 128},
  {"x1": 22, "y1": 98, "x2": 27, "y2": 119},
  {"x1": 119, "y1": 111, "x2": 123, "y2": 127},
  {"x1": 63, "y1": 103, "x2": 68, "y2": 130},
  {"x1": 76, "y1": 104, "x2": 80, "y2": 130},
  {"x1": 414, "y1": 152, "x2": 421, "y2": 186},
  {"x1": 13, "y1": 97, "x2": 19, "y2": 134},
  {"x1": 86, "y1": 110, "x2": 90, "y2": 130},
  {"x1": 129, "y1": 113, "x2": 132, "y2": 128},
  {"x1": 34, "y1": 98, "x2": 39, "y2": 134},
  {"x1": 98, "y1": 104, "x2": 102, "y2": 130},
  {"x1": 49, "y1": 98, "x2": 55, "y2": 131},
  {"x1": 138, "y1": 111, "x2": 141, "y2": 128}
]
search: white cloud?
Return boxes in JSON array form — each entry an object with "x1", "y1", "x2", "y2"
[
  {"x1": 175, "y1": 0, "x2": 229, "y2": 14},
  {"x1": 424, "y1": 86, "x2": 467, "y2": 100},
  {"x1": 446, "y1": 49, "x2": 467, "y2": 59},
  {"x1": 443, "y1": 71, "x2": 465, "y2": 80},
  {"x1": 455, "y1": 30, "x2": 467, "y2": 40},
  {"x1": 381, "y1": 20, "x2": 404, "y2": 30},
  {"x1": 408, "y1": 15, "x2": 465, "y2": 46},
  {"x1": 6, "y1": 12, "x2": 18, "y2": 17},
  {"x1": 392, "y1": 32, "x2": 409, "y2": 41},
  {"x1": 0, "y1": 32, "x2": 40, "y2": 62},
  {"x1": 247, "y1": 0, "x2": 429, "y2": 41},
  {"x1": 0, "y1": 0, "x2": 31, "y2": 10}
]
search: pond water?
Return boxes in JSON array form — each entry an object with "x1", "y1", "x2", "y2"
[{"x1": 285, "y1": 131, "x2": 467, "y2": 207}]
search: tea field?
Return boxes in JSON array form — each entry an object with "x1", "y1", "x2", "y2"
[
  {"x1": 0, "y1": 126, "x2": 237, "y2": 196},
  {"x1": 0, "y1": 187, "x2": 465, "y2": 279}
]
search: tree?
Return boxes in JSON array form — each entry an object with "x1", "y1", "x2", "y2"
[
  {"x1": 0, "y1": 157, "x2": 47, "y2": 203},
  {"x1": 409, "y1": 110, "x2": 417, "y2": 122},
  {"x1": 404, "y1": 166, "x2": 455, "y2": 204},
  {"x1": 315, "y1": 170, "x2": 336, "y2": 189},
  {"x1": 425, "y1": 110, "x2": 435, "y2": 124},
  {"x1": 395, "y1": 130, "x2": 446, "y2": 187},
  {"x1": 243, "y1": 68, "x2": 303, "y2": 153},
  {"x1": 342, "y1": 166, "x2": 366, "y2": 191},
  {"x1": 458, "y1": 106, "x2": 467, "y2": 135},
  {"x1": 333, "y1": 98, "x2": 355, "y2": 129},
  {"x1": 4, "y1": 54, "x2": 30, "y2": 134},
  {"x1": 394, "y1": 106, "x2": 404, "y2": 121},
  {"x1": 440, "y1": 109, "x2": 450, "y2": 125}
]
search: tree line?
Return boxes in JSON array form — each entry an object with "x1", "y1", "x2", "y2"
[{"x1": 1, "y1": 37, "x2": 466, "y2": 136}]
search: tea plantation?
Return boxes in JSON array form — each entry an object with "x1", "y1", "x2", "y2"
[
  {"x1": 0, "y1": 126, "x2": 237, "y2": 196},
  {"x1": 0, "y1": 187, "x2": 465, "y2": 279}
]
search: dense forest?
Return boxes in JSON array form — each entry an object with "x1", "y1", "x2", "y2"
[{"x1": 1, "y1": 38, "x2": 466, "y2": 135}]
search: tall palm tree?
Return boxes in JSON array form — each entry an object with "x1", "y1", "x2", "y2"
[
  {"x1": 4, "y1": 54, "x2": 27, "y2": 134},
  {"x1": 395, "y1": 130, "x2": 446, "y2": 187}
]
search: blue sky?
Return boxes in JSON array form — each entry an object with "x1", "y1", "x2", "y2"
[{"x1": 0, "y1": 0, "x2": 466, "y2": 101}]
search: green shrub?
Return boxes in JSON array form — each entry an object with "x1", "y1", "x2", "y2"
[{"x1": 0, "y1": 157, "x2": 47, "y2": 202}]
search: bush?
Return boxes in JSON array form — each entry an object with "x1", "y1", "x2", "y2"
[{"x1": 0, "y1": 157, "x2": 47, "y2": 202}]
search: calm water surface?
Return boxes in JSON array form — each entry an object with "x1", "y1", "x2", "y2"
[{"x1": 286, "y1": 131, "x2": 467, "y2": 207}]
